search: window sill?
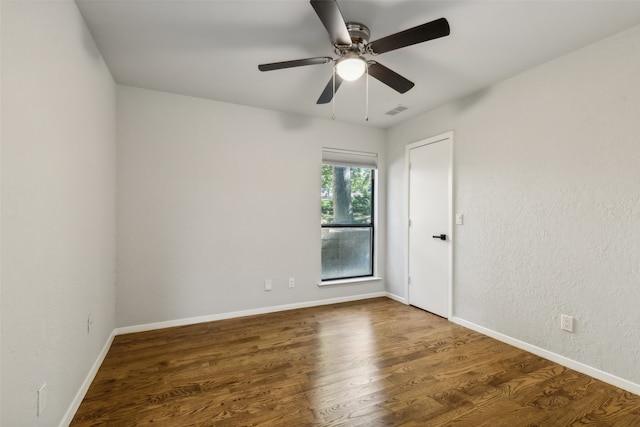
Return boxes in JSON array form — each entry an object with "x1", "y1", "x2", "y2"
[{"x1": 318, "y1": 276, "x2": 383, "y2": 287}]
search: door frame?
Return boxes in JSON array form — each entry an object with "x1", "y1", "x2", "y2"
[{"x1": 404, "y1": 131, "x2": 454, "y2": 318}]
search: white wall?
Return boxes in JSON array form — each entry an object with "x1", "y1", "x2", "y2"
[
  {"x1": 0, "y1": 2, "x2": 3, "y2": 422},
  {"x1": 387, "y1": 25, "x2": 640, "y2": 386},
  {"x1": 116, "y1": 86, "x2": 386, "y2": 327},
  {"x1": 1, "y1": 1, "x2": 116, "y2": 425}
]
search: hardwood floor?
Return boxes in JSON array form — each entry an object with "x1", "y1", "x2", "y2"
[{"x1": 71, "y1": 298, "x2": 640, "y2": 426}]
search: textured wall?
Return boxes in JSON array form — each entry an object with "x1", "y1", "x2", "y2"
[
  {"x1": 116, "y1": 86, "x2": 386, "y2": 328},
  {"x1": 1, "y1": 1, "x2": 116, "y2": 425},
  {"x1": 387, "y1": 25, "x2": 640, "y2": 385}
]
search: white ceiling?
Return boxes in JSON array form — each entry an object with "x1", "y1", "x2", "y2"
[{"x1": 76, "y1": 0, "x2": 640, "y2": 128}]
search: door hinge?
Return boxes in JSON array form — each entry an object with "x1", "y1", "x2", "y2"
[
  {"x1": 408, "y1": 276, "x2": 411, "y2": 284},
  {"x1": 408, "y1": 219, "x2": 412, "y2": 227}
]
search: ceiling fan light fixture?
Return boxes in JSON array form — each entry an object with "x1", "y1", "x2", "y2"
[{"x1": 336, "y1": 55, "x2": 366, "y2": 81}]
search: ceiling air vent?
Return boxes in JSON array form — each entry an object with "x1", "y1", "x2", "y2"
[{"x1": 385, "y1": 105, "x2": 409, "y2": 116}]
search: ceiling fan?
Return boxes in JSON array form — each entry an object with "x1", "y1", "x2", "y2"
[{"x1": 258, "y1": 0, "x2": 450, "y2": 105}]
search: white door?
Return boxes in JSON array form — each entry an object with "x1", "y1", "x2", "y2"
[{"x1": 407, "y1": 134, "x2": 452, "y2": 317}]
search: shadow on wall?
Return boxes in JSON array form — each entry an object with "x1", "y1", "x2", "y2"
[
  {"x1": 451, "y1": 87, "x2": 491, "y2": 114},
  {"x1": 78, "y1": 9, "x2": 103, "y2": 61},
  {"x1": 277, "y1": 111, "x2": 314, "y2": 130}
]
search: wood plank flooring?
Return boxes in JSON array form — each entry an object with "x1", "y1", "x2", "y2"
[{"x1": 71, "y1": 298, "x2": 640, "y2": 426}]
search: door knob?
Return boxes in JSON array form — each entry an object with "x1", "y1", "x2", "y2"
[{"x1": 432, "y1": 234, "x2": 447, "y2": 240}]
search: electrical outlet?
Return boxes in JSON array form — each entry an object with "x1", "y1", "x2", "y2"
[
  {"x1": 264, "y1": 279, "x2": 272, "y2": 291},
  {"x1": 288, "y1": 277, "x2": 295, "y2": 288},
  {"x1": 560, "y1": 314, "x2": 574, "y2": 332},
  {"x1": 37, "y1": 383, "x2": 47, "y2": 417}
]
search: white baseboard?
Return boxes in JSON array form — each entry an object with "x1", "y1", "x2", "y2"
[
  {"x1": 385, "y1": 292, "x2": 407, "y2": 304},
  {"x1": 115, "y1": 292, "x2": 388, "y2": 335},
  {"x1": 59, "y1": 330, "x2": 115, "y2": 427},
  {"x1": 450, "y1": 316, "x2": 640, "y2": 396}
]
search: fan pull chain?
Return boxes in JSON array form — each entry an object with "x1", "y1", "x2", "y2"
[
  {"x1": 332, "y1": 66, "x2": 336, "y2": 120},
  {"x1": 365, "y1": 64, "x2": 369, "y2": 122}
]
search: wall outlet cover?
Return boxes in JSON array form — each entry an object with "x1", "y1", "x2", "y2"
[{"x1": 561, "y1": 314, "x2": 574, "y2": 332}]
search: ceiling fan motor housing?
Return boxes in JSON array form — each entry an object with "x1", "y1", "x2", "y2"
[
  {"x1": 336, "y1": 22, "x2": 371, "y2": 58},
  {"x1": 346, "y1": 22, "x2": 370, "y2": 45}
]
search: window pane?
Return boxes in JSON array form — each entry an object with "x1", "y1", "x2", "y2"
[
  {"x1": 321, "y1": 165, "x2": 371, "y2": 225},
  {"x1": 321, "y1": 227, "x2": 372, "y2": 280}
]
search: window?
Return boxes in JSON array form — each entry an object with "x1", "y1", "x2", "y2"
[{"x1": 321, "y1": 149, "x2": 376, "y2": 281}]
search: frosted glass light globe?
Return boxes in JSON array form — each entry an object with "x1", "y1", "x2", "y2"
[{"x1": 336, "y1": 57, "x2": 366, "y2": 81}]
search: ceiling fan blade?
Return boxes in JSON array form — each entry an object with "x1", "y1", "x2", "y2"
[
  {"x1": 368, "y1": 17, "x2": 450, "y2": 55},
  {"x1": 258, "y1": 57, "x2": 333, "y2": 72},
  {"x1": 367, "y1": 62, "x2": 414, "y2": 94},
  {"x1": 310, "y1": 0, "x2": 352, "y2": 47},
  {"x1": 317, "y1": 75, "x2": 344, "y2": 104}
]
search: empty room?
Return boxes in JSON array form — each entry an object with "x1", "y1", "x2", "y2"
[{"x1": 2, "y1": 0, "x2": 640, "y2": 425}]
